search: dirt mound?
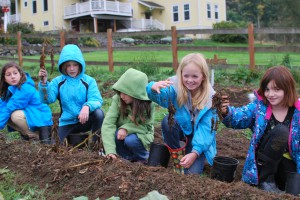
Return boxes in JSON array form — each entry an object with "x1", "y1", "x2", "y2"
[{"x1": 0, "y1": 85, "x2": 298, "y2": 199}]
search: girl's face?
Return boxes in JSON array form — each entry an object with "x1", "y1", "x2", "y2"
[
  {"x1": 264, "y1": 80, "x2": 285, "y2": 108},
  {"x1": 120, "y1": 92, "x2": 133, "y2": 104},
  {"x1": 182, "y1": 62, "x2": 204, "y2": 95},
  {"x1": 65, "y1": 61, "x2": 80, "y2": 77},
  {"x1": 4, "y1": 66, "x2": 21, "y2": 86}
]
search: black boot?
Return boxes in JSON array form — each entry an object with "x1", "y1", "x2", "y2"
[{"x1": 39, "y1": 126, "x2": 52, "y2": 144}]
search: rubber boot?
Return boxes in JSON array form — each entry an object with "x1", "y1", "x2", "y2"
[{"x1": 39, "y1": 126, "x2": 52, "y2": 144}]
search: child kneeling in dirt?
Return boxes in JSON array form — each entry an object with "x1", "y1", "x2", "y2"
[
  {"x1": 0, "y1": 62, "x2": 53, "y2": 143},
  {"x1": 220, "y1": 66, "x2": 300, "y2": 194},
  {"x1": 38, "y1": 44, "x2": 104, "y2": 145},
  {"x1": 146, "y1": 53, "x2": 218, "y2": 174},
  {"x1": 101, "y1": 68, "x2": 155, "y2": 163}
]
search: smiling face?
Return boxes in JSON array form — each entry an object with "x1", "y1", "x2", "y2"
[
  {"x1": 4, "y1": 66, "x2": 21, "y2": 86},
  {"x1": 264, "y1": 80, "x2": 285, "y2": 108},
  {"x1": 181, "y1": 62, "x2": 204, "y2": 96}
]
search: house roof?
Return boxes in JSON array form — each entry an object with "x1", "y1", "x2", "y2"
[{"x1": 138, "y1": 1, "x2": 164, "y2": 10}]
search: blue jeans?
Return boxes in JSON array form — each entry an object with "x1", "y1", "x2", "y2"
[
  {"x1": 58, "y1": 109, "x2": 104, "y2": 142},
  {"x1": 115, "y1": 132, "x2": 149, "y2": 162},
  {"x1": 162, "y1": 115, "x2": 205, "y2": 175}
]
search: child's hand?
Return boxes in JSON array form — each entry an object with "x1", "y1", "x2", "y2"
[
  {"x1": 221, "y1": 95, "x2": 230, "y2": 116},
  {"x1": 151, "y1": 80, "x2": 173, "y2": 93},
  {"x1": 179, "y1": 152, "x2": 197, "y2": 168},
  {"x1": 117, "y1": 128, "x2": 127, "y2": 140},
  {"x1": 38, "y1": 69, "x2": 48, "y2": 84},
  {"x1": 78, "y1": 106, "x2": 90, "y2": 124}
]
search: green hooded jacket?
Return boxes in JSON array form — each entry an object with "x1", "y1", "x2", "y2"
[{"x1": 101, "y1": 68, "x2": 155, "y2": 155}]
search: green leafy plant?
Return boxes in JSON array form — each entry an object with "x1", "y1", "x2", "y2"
[{"x1": 211, "y1": 21, "x2": 247, "y2": 43}]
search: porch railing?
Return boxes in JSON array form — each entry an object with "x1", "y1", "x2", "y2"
[
  {"x1": 131, "y1": 19, "x2": 165, "y2": 31},
  {"x1": 64, "y1": 0, "x2": 132, "y2": 18}
]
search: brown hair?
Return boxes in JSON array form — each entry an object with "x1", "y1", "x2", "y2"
[
  {"x1": 119, "y1": 94, "x2": 152, "y2": 125},
  {"x1": 0, "y1": 62, "x2": 27, "y2": 100},
  {"x1": 257, "y1": 66, "x2": 298, "y2": 107}
]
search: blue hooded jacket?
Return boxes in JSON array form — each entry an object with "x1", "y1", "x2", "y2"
[
  {"x1": 0, "y1": 73, "x2": 53, "y2": 130},
  {"x1": 38, "y1": 44, "x2": 103, "y2": 126},
  {"x1": 146, "y1": 76, "x2": 217, "y2": 166}
]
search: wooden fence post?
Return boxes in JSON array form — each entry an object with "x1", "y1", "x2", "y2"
[
  {"x1": 17, "y1": 31, "x2": 23, "y2": 67},
  {"x1": 171, "y1": 26, "x2": 178, "y2": 71},
  {"x1": 107, "y1": 28, "x2": 114, "y2": 72},
  {"x1": 60, "y1": 31, "x2": 65, "y2": 51},
  {"x1": 248, "y1": 23, "x2": 255, "y2": 70}
]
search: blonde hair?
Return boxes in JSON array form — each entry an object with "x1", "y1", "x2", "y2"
[{"x1": 176, "y1": 53, "x2": 211, "y2": 110}]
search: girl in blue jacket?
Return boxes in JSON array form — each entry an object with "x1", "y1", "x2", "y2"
[
  {"x1": 146, "y1": 53, "x2": 217, "y2": 174},
  {"x1": 0, "y1": 62, "x2": 53, "y2": 143},
  {"x1": 221, "y1": 66, "x2": 300, "y2": 193},
  {"x1": 38, "y1": 44, "x2": 104, "y2": 145}
]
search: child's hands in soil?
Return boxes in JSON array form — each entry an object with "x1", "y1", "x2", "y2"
[{"x1": 180, "y1": 152, "x2": 197, "y2": 168}]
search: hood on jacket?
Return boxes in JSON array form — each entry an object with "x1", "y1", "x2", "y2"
[
  {"x1": 57, "y1": 44, "x2": 85, "y2": 77},
  {"x1": 112, "y1": 68, "x2": 150, "y2": 101},
  {"x1": 7, "y1": 72, "x2": 34, "y2": 97}
]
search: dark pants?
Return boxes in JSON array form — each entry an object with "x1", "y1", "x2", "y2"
[
  {"x1": 257, "y1": 124, "x2": 291, "y2": 183},
  {"x1": 58, "y1": 109, "x2": 104, "y2": 143},
  {"x1": 115, "y1": 132, "x2": 149, "y2": 161}
]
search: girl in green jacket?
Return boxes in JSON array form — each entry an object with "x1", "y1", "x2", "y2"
[{"x1": 101, "y1": 68, "x2": 155, "y2": 162}]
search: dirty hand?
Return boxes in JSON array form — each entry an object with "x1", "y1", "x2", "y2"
[
  {"x1": 117, "y1": 128, "x2": 127, "y2": 140},
  {"x1": 106, "y1": 154, "x2": 117, "y2": 159},
  {"x1": 151, "y1": 80, "x2": 173, "y2": 94},
  {"x1": 179, "y1": 152, "x2": 197, "y2": 169},
  {"x1": 38, "y1": 69, "x2": 48, "y2": 84},
  {"x1": 78, "y1": 106, "x2": 90, "y2": 124},
  {"x1": 221, "y1": 95, "x2": 230, "y2": 116}
]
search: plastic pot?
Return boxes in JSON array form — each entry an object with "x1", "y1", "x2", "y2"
[
  {"x1": 211, "y1": 156, "x2": 239, "y2": 183},
  {"x1": 285, "y1": 172, "x2": 300, "y2": 196},
  {"x1": 147, "y1": 143, "x2": 170, "y2": 168}
]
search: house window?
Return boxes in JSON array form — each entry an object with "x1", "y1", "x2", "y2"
[
  {"x1": 43, "y1": 0, "x2": 48, "y2": 11},
  {"x1": 44, "y1": 21, "x2": 49, "y2": 26},
  {"x1": 24, "y1": 0, "x2": 28, "y2": 7},
  {"x1": 173, "y1": 5, "x2": 179, "y2": 22},
  {"x1": 207, "y1": 4, "x2": 211, "y2": 19},
  {"x1": 32, "y1": 0, "x2": 37, "y2": 13},
  {"x1": 184, "y1": 4, "x2": 190, "y2": 20},
  {"x1": 214, "y1": 5, "x2": 219, "y2": 19}
]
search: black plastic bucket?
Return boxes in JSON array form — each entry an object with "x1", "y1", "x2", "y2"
[
  {"x1": 285, "y1": 172, "x2": 300, "y2": 196},
  {"x1": 147, "y1": 143, "x2": 170, "y2": 168},
  {"x1": 211, "y1": 156, "x2": 239, "y2": 183},
  {"x1": 67, "y1": 132, "x2": 88, "y2": 147}
]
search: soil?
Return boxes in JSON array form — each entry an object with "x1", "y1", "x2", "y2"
[{"x1": 0, "y1": 84, "x2": 299, "y2": 200}]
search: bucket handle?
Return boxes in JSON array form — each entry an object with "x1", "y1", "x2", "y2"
[{"x1": 165, "y1": 137, "x2": 188, "y2": 153}]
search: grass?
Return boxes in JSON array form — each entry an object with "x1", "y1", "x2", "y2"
[
  {"x1": 0, "y1": 167, "x2": 48, "y2": 200},
  {"x1": 22, "y1": 50, "x2": 300, "y2": 66}
]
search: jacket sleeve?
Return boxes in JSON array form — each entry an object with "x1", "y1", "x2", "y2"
[
  {"x1": 101, "y1": 95, "x2": 119, "y2": 155},
  {"x1": 83, "y1": 78, "x2": 103, "y2": 111},
  {"x1": 222, "y1": 101, "x2": 256, "y2": 129},
  {"x1": 0, "y1": 85, "x2": 34, "y2": 129},
  {"x1": 191, "y1": 108, "x2": 216, "y2": 155},
  {"x1": 146, "y1": 81, "x2": 175, "y2": 108},
  {"x1": 38, "y1": 79, "x2": 59, "y2": 104}
]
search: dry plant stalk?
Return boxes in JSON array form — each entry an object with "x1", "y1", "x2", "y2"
[{"x1": 167, "y1": 87, "x2": 176, "y2": 130}]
